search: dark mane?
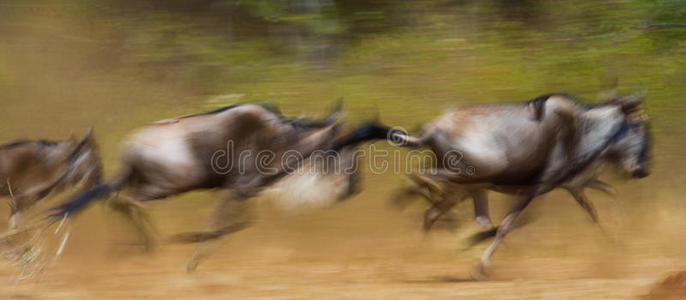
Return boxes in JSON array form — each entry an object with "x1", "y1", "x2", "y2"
[
  {"x1": 589, "y1": 95, "x2": 639, "y2": 109},
  {"x1": 175, "y1": 104, "x2": 242, "y2": 120},
  {"x1": 527, "y1": 92, "x2": 591, "y2": 104},
  {"x1": 466, "y1": 92, "x2": 586, "y2": 110},
  {"x1": 283, "y1": 117, "x2": 333, "y2": 129},
  {"x1": 251, "y1": 102, "x2": 333, "y2": 129},
  {"x1": 537, "y1": 92, "x2": 634, "y2": 110},
  {"x1": 0, "y1": 139, "x2": 58, "y2": 150},
  {"x1": 172, "y1": 102, "x2": 332, "y2": 129},
  {"x1": 525, "y1": 93, "x2": 614, "y2": 119}
]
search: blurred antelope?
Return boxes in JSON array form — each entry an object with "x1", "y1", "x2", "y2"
[
  {"x1": 0, "y1": 130, "x2": 102, "y2": 228},
  {"x1": 390, "y1": 92, "x2": 651, "y2": 277},
  {"x1": 44, "y1": 102, "x2": 395, "y2": 272}
]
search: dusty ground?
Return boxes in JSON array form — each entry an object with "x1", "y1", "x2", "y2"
[
  {"x1": 1, "y1": 2, "x2": 685, "y2": 298},
  {"x1": 0, "y1": 184, "x2": 684, "y2": 300}
]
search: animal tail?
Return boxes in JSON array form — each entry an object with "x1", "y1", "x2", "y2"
[
  {"x1": 48, "y1": 166, "x2": 133, "y2": 219},
  {"x1": 330, "y1": 121, "x2": 425, "y2": 150}
]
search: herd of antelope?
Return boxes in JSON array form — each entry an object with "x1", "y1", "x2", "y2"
[{"x1": 0, "y1": 91, "x2": 651, "y2": 279}]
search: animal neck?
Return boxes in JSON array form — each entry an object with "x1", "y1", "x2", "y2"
[
  {"x1": 561, "y1": 114, "x2": 627, "y2": 183},
  {"x1": 296, "y1": 124, "x2": 338, "y2": 155}
]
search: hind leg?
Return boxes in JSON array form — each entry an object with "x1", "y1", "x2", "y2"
[
  {"x1": 473, "y1": 190, "x2": 493, "y2": 229},
  {"x1": 423, "y1": 186, "x2": 470, "y2": 231},
  {"x1": 424, "y1": 198, "x2": 458, "y2": 231},
  {"x1": 7, "y1": 186, "x2": 43, "y2": 229},
  {"x1": 394, "y1": 174, "x2": 441, "y2": 208},
  {"x1": 181, "y1": 190, "x2": 252, "y2": 272},
  {"x1": 109, "y1": 195, "x2": 157, "y2": 251},
  {"x1": 8, "y1": 192, "x2": 51, "y2": 229},
  {"x1": 8, "y1": 199, "x2": 23, "y2": 230},
  {"x1": 108, "y1": 186, "x2": 172, "y2": 251}
]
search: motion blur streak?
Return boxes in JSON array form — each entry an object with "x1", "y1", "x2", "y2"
[{"x1": 0, "y1": 0, "x2": 685, "y2": 299}]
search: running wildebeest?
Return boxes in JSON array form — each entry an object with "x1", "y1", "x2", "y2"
[
  {"x1": 0, "y1": 130, "x2": 102, "y2": 228},
  {"x1": 403, "y1": 94, "x2": 626, "y2": 231},
  {"x1": 389, "y1": 92, "x2": 651, "y2": 277},
  {"x1": 31, "y1": 102, "x2": 394, "y2": 272}
]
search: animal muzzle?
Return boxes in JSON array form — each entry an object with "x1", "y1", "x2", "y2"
[{"x1": 632, "y1": 168, "x2": 650, "y2": 178}]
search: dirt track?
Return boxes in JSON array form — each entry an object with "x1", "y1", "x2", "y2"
[
  {"x1": 1, "y1": 185, "x2": 684, "y2": 299},
  {"x1": 1, "y1": 1, "x2": 685, "y2": 298}
]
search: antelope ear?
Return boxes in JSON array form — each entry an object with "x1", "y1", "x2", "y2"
[
  {"x1": 76, "y1": 128, "x2": 93, "y2": 145},
  {"x1": 69, "y1": 128, "x2": 95, "y2": 156},
  {"x1": 82, "y1": 128, "x2": 94, "y2": 141},
  {"x1": 614, "y1": 95, "x2": 644, "y2": 114},
  {"x1": 612, "y1": 86, "x2": 646, "y2": 114},
  {"x1": 324, "y1": 98, "x2": 345, "y2": 124},
  {"x1": 528, "y1": 96, "x2": 548, "y2": 121},
  {"x1": 597, "y1": 77, "x2": 619, "y2": 102}
]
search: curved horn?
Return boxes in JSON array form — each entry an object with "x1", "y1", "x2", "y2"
[
  {"x1": 323, "y1": 98, "x2": 344, "y2": 123},
  {"x1": 77, "y1": 128, "x2": 93, "y2": 147},
  {"x1": 636, "y1": 82, "x2": 648, "y2": 99},
  {"x1": 614, "y1": 86, "x2": 647, "y2": 113},
  {"x1": 597, "y1": 77, "x2": 619, "y2": 102},
  {"x1": 68, "y1": 128, "x2": 94, "y2": 159}
]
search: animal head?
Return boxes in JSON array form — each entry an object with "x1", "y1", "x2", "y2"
[
  {"x1": 64, "y1": 129, "x2": 103, "y2": 189},
  {"x1": 606, "y1": 94, "x2": 652, "y2": 178},
  {"x1": 268, "y1": 120, "x2": 397, "y2": 212},
  {"x1": 268, "y1": 147, "x2": 362, "y2": 212},
  {"x1": 528, "y1": 91, "x2": 651, "y2": 181},
  {"x1": 290, "y1": 100, "x2": 346, "y2": 151}
]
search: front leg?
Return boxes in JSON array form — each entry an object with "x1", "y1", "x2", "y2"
[
  {"x1": 181, "y1": 190, "x2": 252, "y2": 272},
  {"x1": 586, "y1": 179, "x2": 616, "y2": 196},
  {"x1": 477, "y1": 184, "x2": 552, "y2": 279},
  {"x1": 567, "y1": 188, "x2": 613, "y2": 241},
  {"x1": 567, "y1": 188, "x2": 600, "y2": 224}
]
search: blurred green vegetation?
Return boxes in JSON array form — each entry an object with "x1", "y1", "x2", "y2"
[
  {"x1": 0, "y1": 0, "x2": 684, "y2": 129},
  {"x1": 0, "y1": 0, "x2": 685, "y2": 245}
]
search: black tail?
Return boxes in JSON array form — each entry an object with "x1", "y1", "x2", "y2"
[
  {"x1": 48, "y1": 167, "x2": 132, "y2": 218},
  {"x1": 330, "y1": 122, "x2": 407, "y2": 150}
]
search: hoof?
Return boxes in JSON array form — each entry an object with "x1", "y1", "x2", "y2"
[
  {"x1": 475, "y1": 217, "x2": 494, "y2": 230},
  {"x1": 422, "y1": 221, "x2": 434, "y2": 232},
  {"x1": 423, "y1": 209, "x2": 441, "y2": 232},
  {"x1": 8, "y1": 213, "x2": 21, "y2": 230},
  {"x1": 186, "y1": 261, "x2": 198, "y2": 273},
  {"x1": 143, "y1": 241, "x2": 157, "y2": 253},
  {"x1": 470, "y1": 263, "x2": 489, "y2": 281}
]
